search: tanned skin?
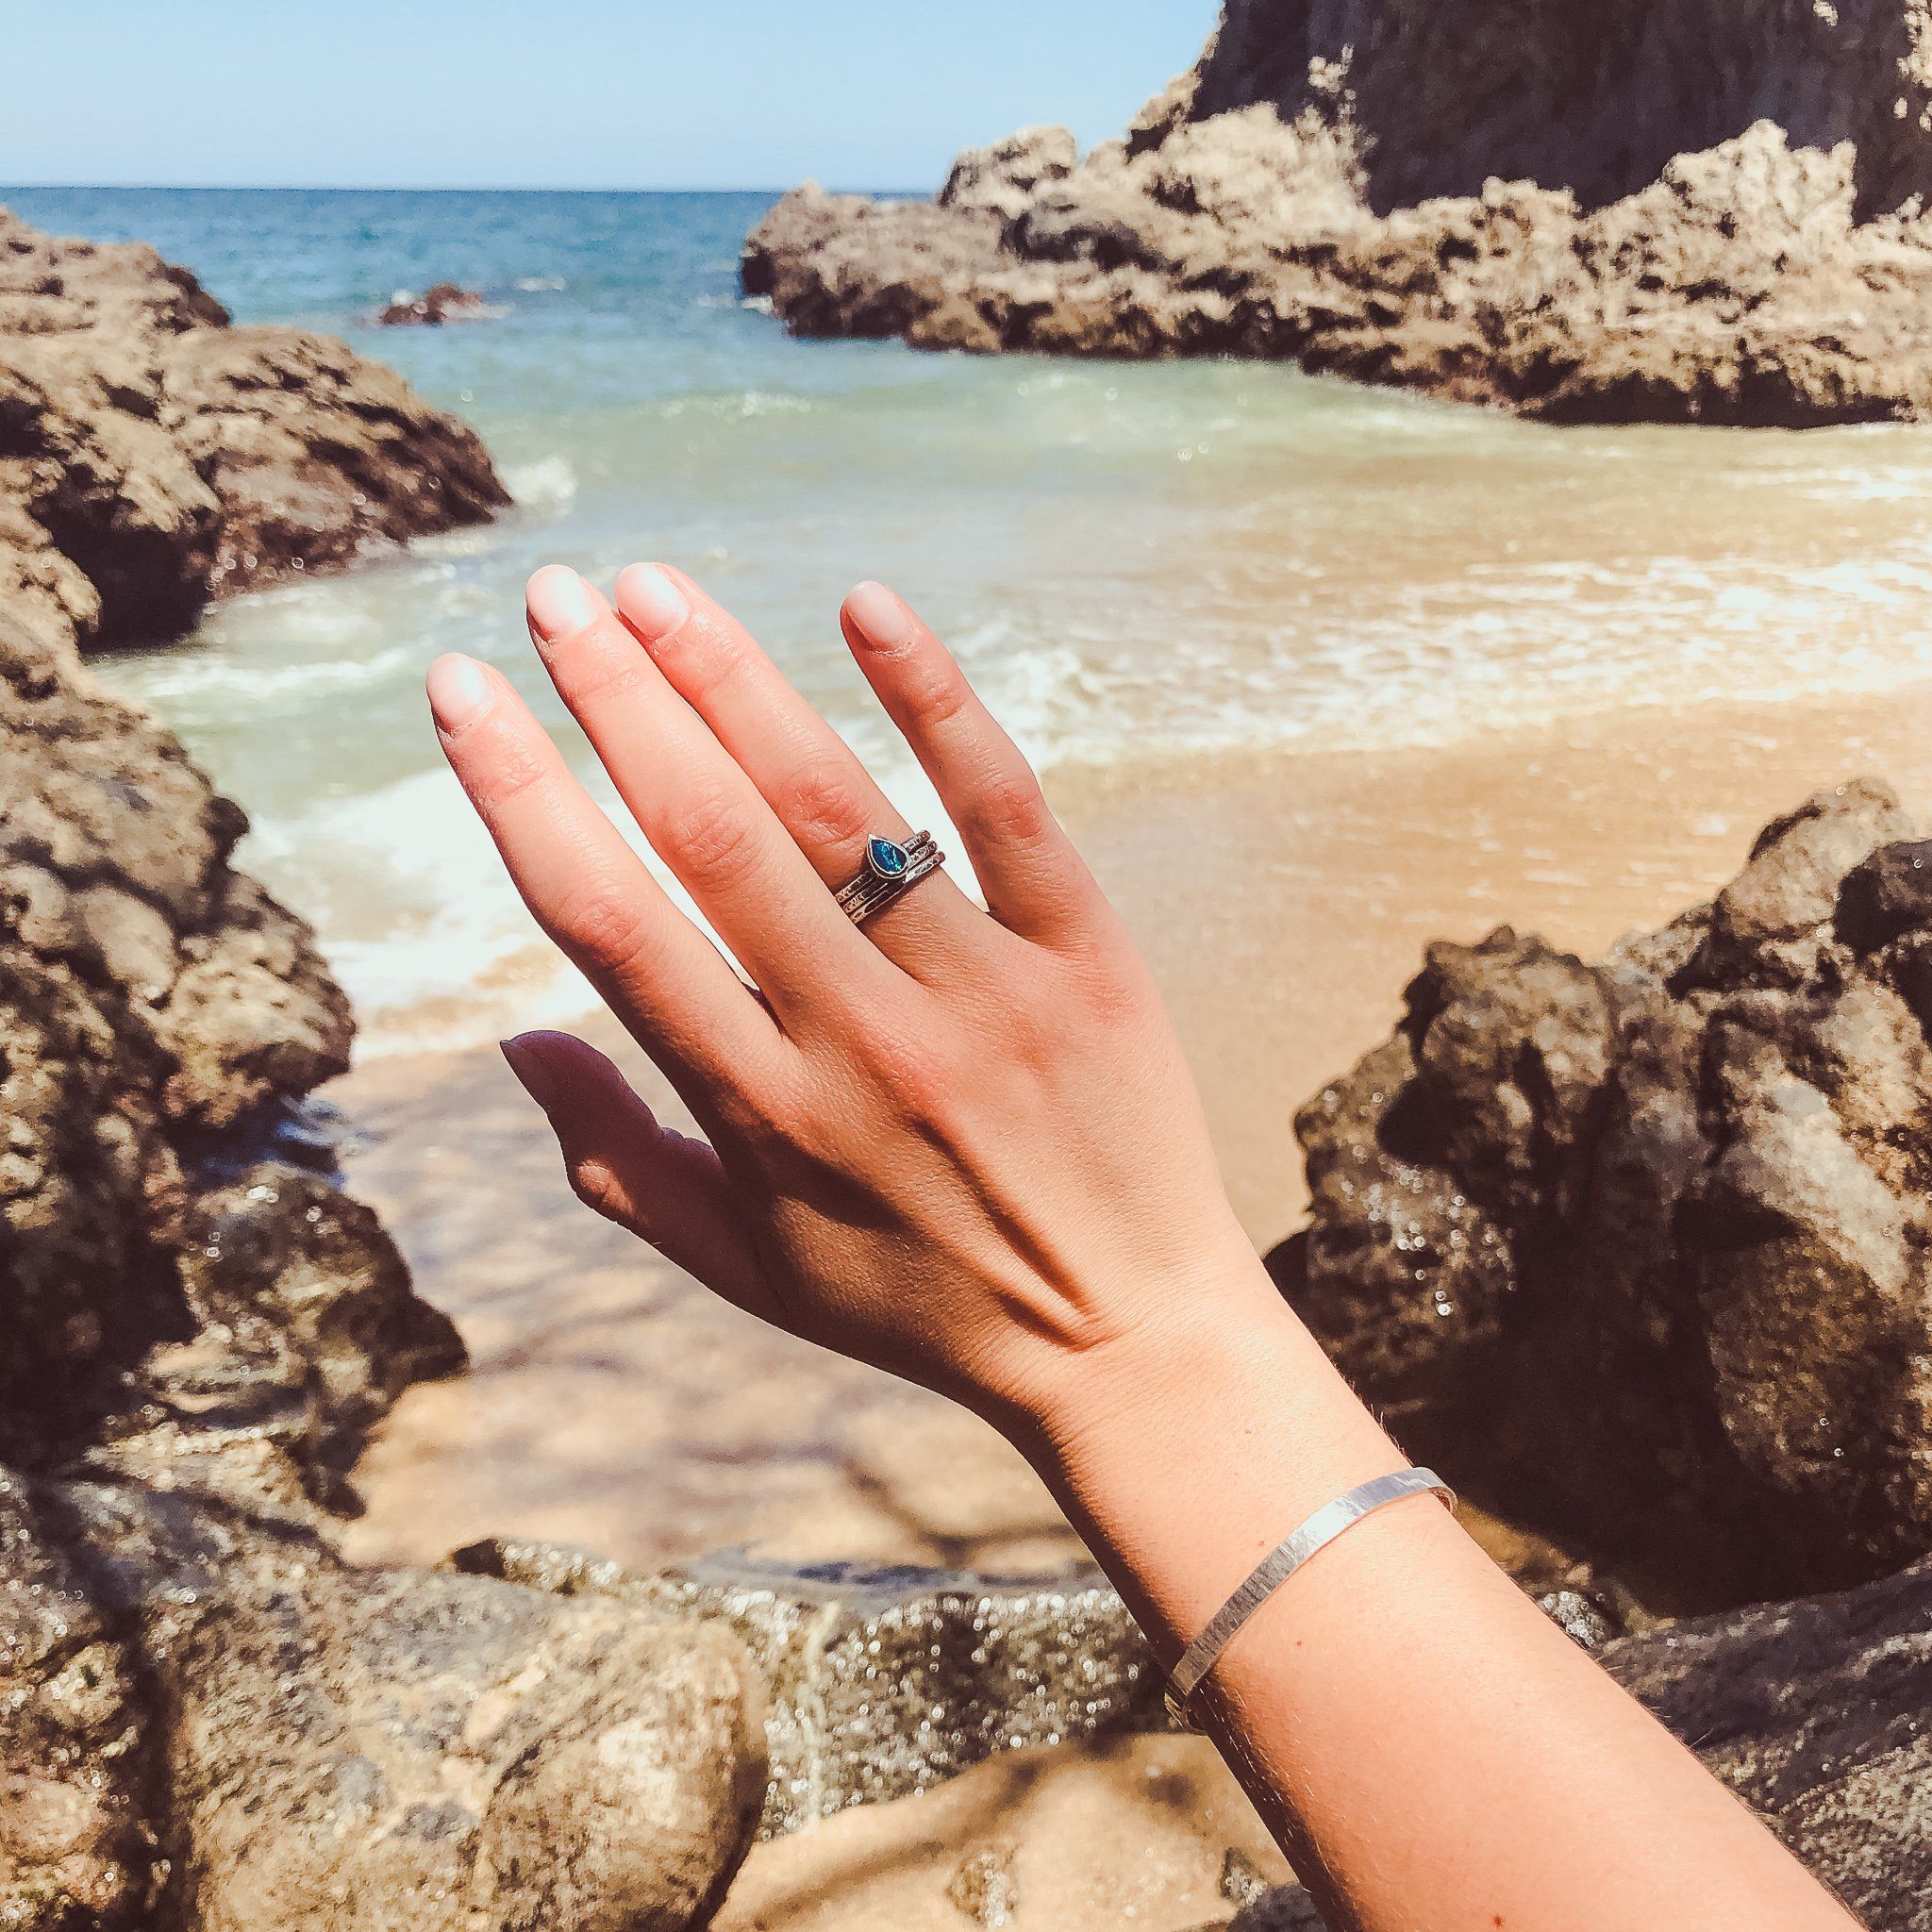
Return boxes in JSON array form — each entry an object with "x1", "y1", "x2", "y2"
[{"x1": 425, "y1": 562, "x2": 1859, "y2": 1932}]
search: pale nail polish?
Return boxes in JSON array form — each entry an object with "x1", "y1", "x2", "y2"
[
  {"x1": 500, "y1": 1034, "x2": 558, "y2": 1108},
  {"x1": 426, "y1": 655, "x2": 494, "y2": 730},
  {"x1": 844, "y1": 579, "x2": 911, "y2": 647},
  {"x1": 614, "y1": 563, "x2": 690, "y2": 641},
  {"x1": 525, "y1": 565, "x2": 599, "y2": 640}
]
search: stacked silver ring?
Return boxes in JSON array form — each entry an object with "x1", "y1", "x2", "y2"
[{"x1": 836, "y1": 831, "x2": 944, "y2": 924}]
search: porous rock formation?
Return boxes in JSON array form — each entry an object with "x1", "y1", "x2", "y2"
[
  {"x1": 745, "y1": 2, "x2": 1932, "y2": 425},
  {"x1": 1272, "y1": 777, "x2": 1932, "y2": 1611},
  {"x1": 470, "y1": 1537, "x2": 1932, "y2": 1932},
  {"x1": 1, "y1": 218, "x2": 767, "y2": 1931},
  {"x1": 0, "y1": 207, "x2": 508, "y2": 651}
]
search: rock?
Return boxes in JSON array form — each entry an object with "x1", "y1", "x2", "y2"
[
  {"x1": 744, "y1": 3, "x2": 1932, "y2": 425},
  {"x1": 1274, "y1": 777, "x2": 1932, "y2": 1609},
  {"x1": 1594, "y1": 1556, "x2": 1932, "y2": 1932},
  {"x1": 452, "y1": 1541, "x2": 1168, "y2": 1836},
  {"x1": 946, "y1": 1838, "x2": 1020, "y2": 1926},
  {"x1": 0, "y1": 207, "x2": 508, "y2": 653},
  {"x1": 0, "y1": 1469, "x2": 162, "y2": 1932},
  {"x1": 3, "y1": 1469, "x2": 766, "y2": 1932},
  {"x1": 940, "y1": 127, "x2": 1078, "y2": 220},
  {"x1": 377, "y1": 281, "x2": 492, "y2": 326},
  {"x1": 0, "y1": 637, "x2": 462, "y2": 1483}
]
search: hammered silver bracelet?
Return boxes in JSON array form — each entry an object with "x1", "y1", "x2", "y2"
[{"x1": 1164, "y1": 1466, "x2": 1457, "y2": 1728}]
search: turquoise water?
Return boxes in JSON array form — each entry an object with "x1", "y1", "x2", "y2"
[{"x1": 12, "y1": 186, "x2": 1932, "y2": 1044}]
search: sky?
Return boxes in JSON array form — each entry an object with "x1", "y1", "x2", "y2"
[{"x1": 2, "y1": 2, "x2": 1216, "y2": 192}]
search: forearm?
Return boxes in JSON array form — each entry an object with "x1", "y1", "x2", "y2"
[{"x1": 1029, "y1": 1260, "x2": 1858, "y2": 1932}]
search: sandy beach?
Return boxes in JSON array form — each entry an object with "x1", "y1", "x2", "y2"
[{"x1": 339, "y1": 677, "x2": 1932, "y2": 1575}]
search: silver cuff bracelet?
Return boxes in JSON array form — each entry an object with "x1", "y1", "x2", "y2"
[{"x1": 1164, "y1": 1465, "x2": 1457, "y2": 1728}]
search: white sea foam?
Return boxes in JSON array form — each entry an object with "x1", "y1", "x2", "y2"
[{"x1": 502, "y1": 454, "x2": 580, "y2": 514}]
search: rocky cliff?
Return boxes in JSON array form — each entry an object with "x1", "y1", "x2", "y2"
[{"x1": 745, "y1": 2, "x2": 1932, "y2": 424}]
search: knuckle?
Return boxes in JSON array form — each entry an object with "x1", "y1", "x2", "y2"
[
  {"x1": 663, "y1": 617, "x2": 750, "y2": 707},
  {"x1": 565, "y1": 648, "x2": 652, "y2": 708},
  {"x1": 468, "y1": 734, "x2": 550, "y2": 815},
  {"x1": 965, "y1": 766, "x2": 1052, "y2": 848},
  {"x1": 907, "y1": 667, "x2": 972, "y2": 734},
  {"x1": 544, "y1": 878, "x2": 655, "y2": 977},
  {"x1": 778, "y1": 764, "x2": 869, "y2": 852},
  {"x1": 858, "y1": 1020, "x2": 958, "y2": 1123},
  {"x1": 1074, "y1": 949, "x2": 1157, "y2": 1028},
  {"x1": 566, "y1": 1155, "x2": 629, "y2": 1223},
  {"x1": 665, "y1": 784, "x2": 760, "y2": 887}
]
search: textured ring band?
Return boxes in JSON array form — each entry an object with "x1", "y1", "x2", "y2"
[
  {"x1": 836, "y1": 831, "x2": 945, "y2": 924},
  {"x1": 1164, "y1": 1466, "x2": 1457, "y2": 1729}
]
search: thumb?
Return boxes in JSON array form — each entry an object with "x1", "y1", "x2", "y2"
[{"x1": 500, "y1": 1030, "x2": 779, "y2": 1323}]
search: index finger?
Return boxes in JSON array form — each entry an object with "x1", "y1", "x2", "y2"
[{"x1": 426, "y1": 652, "x2": 793, "y2": 1108}]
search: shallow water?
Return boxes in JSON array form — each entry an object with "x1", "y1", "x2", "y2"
[{"x1": 15, "y1": 185, "x2": 1932, "y2": 1049}]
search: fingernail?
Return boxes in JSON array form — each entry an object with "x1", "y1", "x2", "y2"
[
  {"x1": 426, "y1": 654, "x2": 494, "y2": 731},
  {"x1": 613, "y1": 563, "x2": 690, "y2": 641},
  {"x1": 501, "y1": 1034, "x2": 558, "y2": 1108},
  {"x1": 525, "y1": 565, "x2": 600, "y2": 641},
  {"x1": 844, "y1": 579, "x2": 910, "y2": 647}
]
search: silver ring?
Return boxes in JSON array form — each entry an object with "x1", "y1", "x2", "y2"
[{"x1": 836, "y1": 831, "x2": 944, "y2": 924}]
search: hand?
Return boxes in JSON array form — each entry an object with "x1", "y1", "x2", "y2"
[{"x1": 426, "y1": 565, "x2": 1266, "y2": 1447}]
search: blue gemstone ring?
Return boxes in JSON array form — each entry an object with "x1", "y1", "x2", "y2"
[{"x1": 834, "y1": 829, "x2": 945, "y2": 924}]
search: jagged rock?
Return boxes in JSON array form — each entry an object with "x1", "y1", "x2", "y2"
[
  {"x1": 745, "y1": 2, "x2": 1932, "y2": 425},
  {"x1": 0, "y1": 1469, "x2": 162, "y2": 1932},
  {"x1": 2, "y1": 1471, "x2": 765, "y2": 1932},
  {"x1": 452, "y1": 1541, "x2": 1167, "y2": 1837},
  {"x1": 1272, "y1": 777, "x2": 1932, "y2": 1609},
  {"x1": 0, "y1": 207, "x2": 508, "y2": 653},
  {"x1": 940, "y1": 126, "x2": 1078, "y2": 220},
  {"x1": 376, "y1": 281, "x2": 491, "y2": 326}
]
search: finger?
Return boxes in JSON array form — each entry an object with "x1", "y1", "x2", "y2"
[
  {"x1": 501, "y1": 1031, "x2": 783, "y2": 1324},
  {"x1": 426, "y1": 653, "x2": 789, "y2": 1105},
  {"x1": 612, "y1": 562, "x2": 986, "y2": 978},
  {"x1": 523, "y1": 566, "x2": 895, "y2": 1024},
  {"x1": 839, "y1": 582, "x2": 1104, "y2": 945}
]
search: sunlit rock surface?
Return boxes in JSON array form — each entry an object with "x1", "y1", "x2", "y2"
[{"x1": 746, "y1": 3, "x2": 1932, "y2": 424}]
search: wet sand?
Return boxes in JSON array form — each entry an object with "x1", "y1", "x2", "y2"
[{"x1": 340, "y1": 679, "x2": 1932, "y2": 1574}]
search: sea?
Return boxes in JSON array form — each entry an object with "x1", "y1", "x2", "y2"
[{"x1": 11, "y1": 185, "x2": 1932, "y2": 1050}]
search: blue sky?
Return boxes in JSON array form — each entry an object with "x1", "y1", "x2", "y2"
[{"x1": 3, "y1": 2, "x2": 1215, "y2": 192}]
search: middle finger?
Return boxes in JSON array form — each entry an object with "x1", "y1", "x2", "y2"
[
  {"x1": 611, "y1": 562, "x2": 990, "y2": 982},
  {"x1": 524, "y1": 565, "x2": 894, "y2": 1028}
]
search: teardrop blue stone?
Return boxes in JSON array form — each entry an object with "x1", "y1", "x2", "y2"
[{"x1": 867, "y1": 835, "x2": 910, "y2": 879}]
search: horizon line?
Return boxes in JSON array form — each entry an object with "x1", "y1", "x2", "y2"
[{"x1": 0, "y1": 180, "x2": 924, "y2": 198}]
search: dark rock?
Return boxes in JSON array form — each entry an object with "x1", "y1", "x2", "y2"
[
  {"x1": 377, "y1": 281, "x2": 492, "y2": 326},
  {"x1": 0, "y1": 207, "x2": 508, "y2": 654},
  {"x1": 1593, "y1": 1556, "x2": 1932, "y2": 1932},
  {"x1": 0, "y1": 1469, "x2": 163, "y2": 1932},
  {"x1": 745, "y1": 3, "x2": 1932, "y2": 425},
  {"x1": 1274, "y1": 777, "x2": 1932, "y2": 1609}
]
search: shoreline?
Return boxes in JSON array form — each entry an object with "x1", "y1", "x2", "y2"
[{"x1": 338, "y1": 675, "x2": 1932, "y2": 1574}]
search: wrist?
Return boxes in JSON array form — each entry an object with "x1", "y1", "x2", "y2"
[{"x1": 1015, "y1": 1253, "x2": 1409, "y2": 1657}]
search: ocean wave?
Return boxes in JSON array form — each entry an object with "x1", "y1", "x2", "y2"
[{"x1": 503, "y1": 453, "x2": 580, "y2": 514}]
